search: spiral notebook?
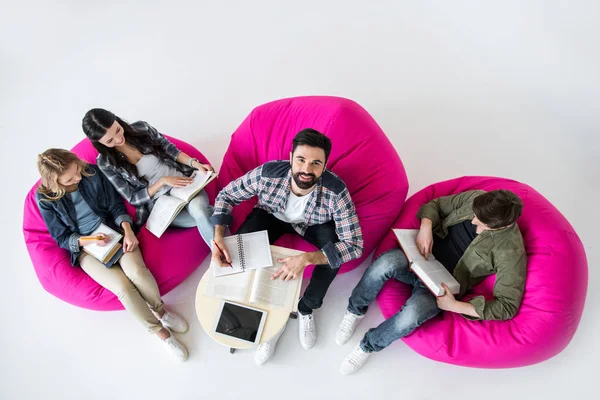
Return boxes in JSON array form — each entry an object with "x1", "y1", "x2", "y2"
[{"x1": 212, "y1": 230, "x2": 273, "y2": 277}]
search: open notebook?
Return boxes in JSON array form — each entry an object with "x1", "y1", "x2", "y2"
[
  {"x1": 82, "y1": 223, "x2": 123, "y2": 267},
  {"x1": 212, "y1": 230, "x2": 273, "y2": 277},
  {"x1": 205, "y1": 246, "x2": 304, "y2": 310},
  {"x1": 393, "y1": 229, "x2": 460, "y2": 296},
  {"x1": 145, "y1": 169, "x2": 217, "y2": 238}
]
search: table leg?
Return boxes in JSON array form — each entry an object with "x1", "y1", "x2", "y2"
[{"x1": 230, "y1": 348, "x2": 236, "y2": 354}]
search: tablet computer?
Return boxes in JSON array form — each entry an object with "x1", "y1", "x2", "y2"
[{"x1": 213, "y1": 300, "x2": 267, "y2": 345}]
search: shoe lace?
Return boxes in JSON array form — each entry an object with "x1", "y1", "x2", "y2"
[
  {"x1": 340, "y1": 313, "x2": 356, "y2": 333},
  {"x1": 302, "y1": 314, "x2": 314, "y2": 332},
  {"x1": 257, "y1": 342, "x2": 271, "y2": 352},
  {"x1": 162, "y1": 312, "x2": 175, "y2": 324},
  {"x1": 348, "y1": 348, "x2": 367, "y2": 365}
]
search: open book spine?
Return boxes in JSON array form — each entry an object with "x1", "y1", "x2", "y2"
[{"x1": 237, "y1": 235, "x2": 246, "y2": 272}]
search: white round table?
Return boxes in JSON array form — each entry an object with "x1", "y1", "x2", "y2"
[{"x1": 195, "y1": 245, "x2": 303, "y2": 352}]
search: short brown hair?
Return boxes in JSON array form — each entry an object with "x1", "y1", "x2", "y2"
[{"x1": 472, "y1": 190, "x2": 523, "y2": 229}]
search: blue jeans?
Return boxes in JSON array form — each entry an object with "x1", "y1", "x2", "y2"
[
  {"x1": 170, "y1": 190, "x2": 214, "y2": 247},
  {"x1": 347, "y1": 249, "x2": 440, "y2": 352}
]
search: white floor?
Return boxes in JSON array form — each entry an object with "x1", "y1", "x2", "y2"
[{"x1": 2, "y1": 1, "x2": 598, "y2": 400}]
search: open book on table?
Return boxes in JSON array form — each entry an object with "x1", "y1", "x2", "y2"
[
  {"x1": 393, "y1": 229, "x2": 460, "y2": 296},
  {"x1": 82, "y1": 223, "x2": 123, "y2": 267},
  {"x1": 205, "y1": 246, "x2": 304, "y2": 310},
  {"x1": 145, "y1": 169, "x2": 217, "y2": 238},
  {"x1": 212, "y1": 230, "x2": 273, "y2": 277}
]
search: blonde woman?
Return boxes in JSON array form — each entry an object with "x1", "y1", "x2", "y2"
[{"x1": 36, "y1": 149, "x2": 189, "y2": 361}]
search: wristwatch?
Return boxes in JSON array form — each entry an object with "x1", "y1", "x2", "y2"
[{"x1": 188, "y1": 158, "x2": 199, "y2": 168}]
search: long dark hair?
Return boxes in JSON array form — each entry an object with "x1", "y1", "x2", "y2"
[{"x1": 82, "y1": 108, "x2": 169, "y2": 179}]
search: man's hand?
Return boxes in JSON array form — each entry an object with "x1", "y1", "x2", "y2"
[
  {"x1": 436, "y1": 283, "x2": 457, "y2": 311},
  {"x1": 416, "y1": 218, "x2": 434, "y2": 260},
  {"x1": 211, "y1": 238, "x2": 232, "y2": 268},
  {"x1": 271, "y1": 254, "x2": 307, "y2": 281}
]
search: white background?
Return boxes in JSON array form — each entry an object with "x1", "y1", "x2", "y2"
[{"x1": 1, "y1": 1, "x2": 598, "y2": 399}]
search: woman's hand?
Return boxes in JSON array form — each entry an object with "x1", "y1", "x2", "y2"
[
  {"x1": 123, "y1": 230, "x2": 139, "y2": 253},
  {"x1": 160, "y1": 176, "x2": 194, "y2": 188},
  {"x1": 191, "y1": 160, "x2": 214, "y2": 173},
  {"x1": 94, "y1": 233, "x2": 111, "y2": 247}
]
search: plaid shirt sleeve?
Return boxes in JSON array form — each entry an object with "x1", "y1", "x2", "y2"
[
  {"x1": 96, "y1": 156, "x2": 152, "y2": 207},
  {"x1": 210, "y1": 165, "x2": 263, "y2": 227},
  {"x1": 321, "y1": 187, "x2": 364, "y2": 268},
  {"x1": 132, "y1": 121, "x2": 181, "y2": 161}
]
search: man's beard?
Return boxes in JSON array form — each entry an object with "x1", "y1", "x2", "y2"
[{"x1": 292, "y1": 172, "x2": 318, "y2": 190}]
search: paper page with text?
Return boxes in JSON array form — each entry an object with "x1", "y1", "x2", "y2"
[
  {"x1": 146, "y1": 195, "x2": 186, "y2": 238},
  {"x1": 170, "y1": 170, "x2": 216, "y2": 203},
  {"x1": 392, "y1": 229, "x2": 425, "y2": 262},
  {"x1": 204, "y1": 268, "x2": 254, "y2": 302},
  {"x1": 249, "y1": 246, "x2": 303, "y2": 309},
  {"x1": 393, "y1": 229, "x2": 460, "y2": 296}
]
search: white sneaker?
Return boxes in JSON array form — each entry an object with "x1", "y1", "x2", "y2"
[
  {"x1": 335, "y1": 310, "x2": 364, "y2": 345},
  {"x1": 255, "y1": 327, "x2": 285, "y2": 365},
  {"x1": 159, "y1": 329, "x2": 188, "y2": 361},
  {"x1": 298, "y1": 313, "x2": 317, "y2": 349},
  {"x1": 159, "y1": 310, "x2": 188, "y2": 333},
  {"x1": 340, "y1": 344, "x2": 371, "y2": 375}
]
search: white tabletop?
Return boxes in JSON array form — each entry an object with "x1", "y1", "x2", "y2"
[{"x1": 195, "y1": 245, "x2": 304, "y2": 350}]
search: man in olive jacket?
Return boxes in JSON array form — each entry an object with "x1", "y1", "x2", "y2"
[{"x1": 335, "y1": 190, "x2": 527, "y2": 375}]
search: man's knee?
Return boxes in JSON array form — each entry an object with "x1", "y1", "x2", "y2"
[{"x1": 368, "y1": 249, "x2": 408, "y2": 277}]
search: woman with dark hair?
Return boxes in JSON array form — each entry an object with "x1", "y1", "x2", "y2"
[
  {"x1": 82, "y1": 108, "x2": 214, "y2": 246},
  {"x1": 36, "y1": 149, "x2": 189, "y2": 361}
]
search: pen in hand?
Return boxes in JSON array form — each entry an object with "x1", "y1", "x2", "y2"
[{"x1": 213, "y1": 240, "x2": 234, "y2": 269}]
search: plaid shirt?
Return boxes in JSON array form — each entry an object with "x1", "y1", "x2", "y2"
[
  {"x1": 211, "y1": 161, "x2": 363, "y2": 268},
  {"x1": 96, "y1": 121, "x2": 195, "y2": 227}
]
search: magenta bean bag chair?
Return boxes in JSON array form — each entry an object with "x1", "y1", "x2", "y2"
[
  {"x1": 218, "y1": 96, "x2": 409, "y2": 277},
  {"x1": 23, "y1": 136, "x2": 216, "y2": 311},
  {"x1": 374, "y1": 176, "x2": 588, "y2": 368}
]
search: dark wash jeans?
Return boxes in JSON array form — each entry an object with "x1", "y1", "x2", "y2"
[{"x1": 237, "y1": 208, "x2": 340, "y2": 315}]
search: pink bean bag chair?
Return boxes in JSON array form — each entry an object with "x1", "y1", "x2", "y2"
[
  {"x1": 375, "y1": 176, "x2": 588, "y2": 368},
  {"x1": 23, "y1": 136, "x2": 216, "y2": 311},
  {"x1": 218, "y1": 96, "x2": 409, "y2": 277}
]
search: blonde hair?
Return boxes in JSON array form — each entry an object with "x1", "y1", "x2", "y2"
[{"x1": 37, "y1": 149, "x2": 94, "y2": 201}]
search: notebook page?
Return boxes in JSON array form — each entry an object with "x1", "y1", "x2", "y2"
[
  {"x1": 240, "y1": 230, "x2": 273, "y2": 271},
  {"x1": 82, "y1": 223, "x2": 122, "y2": 261}
]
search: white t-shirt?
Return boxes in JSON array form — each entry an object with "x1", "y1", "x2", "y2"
[{"x1": 273, "y1": 191, "x2": 312, "y2": 224}]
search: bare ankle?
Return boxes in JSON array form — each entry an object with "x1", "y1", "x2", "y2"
[{"x1": 156, "y1": 328, "x2": 170, "y2": 340}]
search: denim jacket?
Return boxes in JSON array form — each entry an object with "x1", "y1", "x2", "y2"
[{"x1": 36, "y1": 164, "x2": 133, "y2": 266}]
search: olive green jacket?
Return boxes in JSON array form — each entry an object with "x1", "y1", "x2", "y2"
[{"x1": 417, "y1": 190, "x2": 527, "y2": 321}]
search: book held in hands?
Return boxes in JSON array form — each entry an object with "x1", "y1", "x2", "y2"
[
  {"x1": 145, "y1": 169, "x2": 217, "y2": 238},
  {"x1": 82, "y1": 223, "x2": 123, "y2": 267},
  {"x1": 393, "y1": 229, "x2": 460, "y2": 296}
]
